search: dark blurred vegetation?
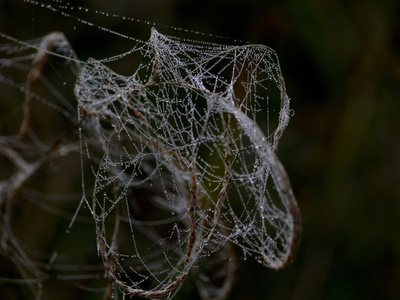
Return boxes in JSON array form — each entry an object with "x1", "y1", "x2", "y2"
[{"x1": 1, "y1": 0, "x2": 399, "y2": 299}]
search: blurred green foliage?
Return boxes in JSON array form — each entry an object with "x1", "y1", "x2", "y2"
[{"x1": 1, "y1": 0, "x2": 399, "y2": 299}]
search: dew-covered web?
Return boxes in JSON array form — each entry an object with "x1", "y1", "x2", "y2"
[{"x1": 0, "y1": 1, "x2": 301, "y2": 299}]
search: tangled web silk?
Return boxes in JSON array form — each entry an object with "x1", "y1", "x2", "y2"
[{"x1": 75, "y1": 28, "x2": 301, "y2": 299}]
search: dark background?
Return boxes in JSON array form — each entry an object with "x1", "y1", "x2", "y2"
[{"x1": 1, "y1": 0, "x2": 399, "y2": 299}]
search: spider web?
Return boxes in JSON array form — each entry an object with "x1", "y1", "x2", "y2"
[
  {"x1": 75, "y1": 28, "x2": 300, "y2": 298},
  {"x1": 0, "y1": 2, "x2": 301, "y2": 299}
]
